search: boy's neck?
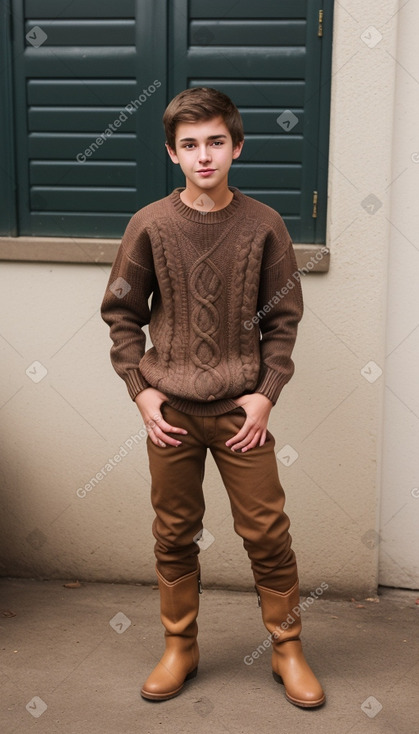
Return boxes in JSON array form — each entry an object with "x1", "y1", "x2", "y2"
[{"x1": 179, "y1": 182, "x2": 233, "y2": 212}]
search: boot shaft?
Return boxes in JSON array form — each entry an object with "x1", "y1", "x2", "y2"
[
  {"x1": 141, "y1": 566, "x2": 201, "y2": 701},
  {"x1": 255, "y1": 579, "x2": 302, "y2": 644},
  {"x1": 156, "y1": 565, "x2": 201, "y2": 638}
]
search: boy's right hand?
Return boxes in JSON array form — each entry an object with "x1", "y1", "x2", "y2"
[{"x1": 134, "y1": 388, "x2": 187, "y2": 448}]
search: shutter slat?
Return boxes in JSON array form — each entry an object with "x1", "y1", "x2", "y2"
[
  {"x1": 28, "y1": 133, "x2": 136, "y2": 160},
  {"x1": 28, "y1": 108, "x2": 137, "y2": 133},
  {"x1": 26, "y1": 0, "x2": 135, "y2": 18},
  {"x1": 27, "y1": 80, "x2": 137, "y2": 105},
  {"x1": 30, "y1": 161, "x2": 136, "y2": 186},
  {"x1": 241, "y1": 191, "x2": 301, "y2": 215},
  {"x1": 240, "y1": 109, "x2": 304, "y2": 135},
  {"x1": 29, "y1": 213, "x2": 131, "y2": 238},
  {"x1": 189, "y1": 0, "x2": 308, "y2": 20},
  {"x1": 24, "y1": 47, "x2": 137, "y2": 77},
  {"x1": 24, "y1": 20, "x2": 135, "y2": 46},
  {"x1": 240, "y1": 137, "x2": 303, "y2": 163},
  {"x1": 30, "y1": 187, "x2": 137, "y2": 212},
  {"x1": 189, "y1": 21, "x2": 306, "y2": 47},
  {"x1": 189, "y1": 80, "x2": 306, "y2": 106},
  {"x1": 186, "y1": 48, "x2": 306, "y2": 79},
  {"x1": 230, "y1": 164, "x2": 301, "y2": 189}
]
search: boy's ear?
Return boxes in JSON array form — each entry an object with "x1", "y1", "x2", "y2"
[
  {"x1": 232, "y1": 139, "x2": 244, "y2": 161},
  {"x1": 165, "y1": 142, "x2": 179, "y2": 164}
]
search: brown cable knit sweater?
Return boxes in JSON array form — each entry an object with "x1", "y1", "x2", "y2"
[{"x1": 101, "y1": 187, "x2": 303, "y2": 416}]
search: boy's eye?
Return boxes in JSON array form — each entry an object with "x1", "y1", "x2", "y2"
[{"x1": 181, "y1": 141, "x2": 224, "y2": 149}]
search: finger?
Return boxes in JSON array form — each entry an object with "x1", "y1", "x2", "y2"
[
  {"x1": 152, "y1": 420, "x2": 188, "y2": 447},
  {"x1": 151, "y1": 428, "x2": 183, "y2": 447},
  {"x1": 259, "y1": 429, "x2": 267, "y2": 447},
  {"x1": 241, "y1": 431, "x2": 263, "y2": 453},
  {"x1": 149, "y1": 427, "x2": 184, "y2": 448},
  {"x1": 227, "y1": 426, "x2": 259, "y2": 451},
  {"x1": 225, "y1": 420, "x2": 254, "y2": 448},
  {"x1": 147, "y1": 430, "x2": 166, "y2": 448},
  {"x1": 234, "y1": 431, "x2": 262, "y2": 452},
  {"x1": 150, "y1": 417, "x2": 188, "y2": 435}
]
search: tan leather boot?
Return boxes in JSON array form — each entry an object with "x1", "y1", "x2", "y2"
[
  {"x1": 141, "y1": 566, "x2": 200, "y2": 701},
  {"x1": 256, "y1": 580, "x2": 325, "y2": 708}
]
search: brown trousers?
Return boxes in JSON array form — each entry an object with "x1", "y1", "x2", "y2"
[{"x1": 146, "y1": 404, "x2": 298, "y2": 591}]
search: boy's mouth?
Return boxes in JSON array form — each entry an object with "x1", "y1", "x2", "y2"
[{"x1": 196, "y1": 169, "x2": 216, "y2": 176}]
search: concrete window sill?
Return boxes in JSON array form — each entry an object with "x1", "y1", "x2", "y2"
[{"x1": 0, "y1": 237, "x2": 330, "y2": 272}]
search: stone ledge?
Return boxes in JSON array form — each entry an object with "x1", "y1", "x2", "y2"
[{"x1": 0, "y1": 237, "x2": 330, "y2": 272}]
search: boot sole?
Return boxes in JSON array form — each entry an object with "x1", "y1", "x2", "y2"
[
  {"x1": 272, "y1": 671, "x2": 326, "y2": 708},
  {"x1": 141, "y1": 667, "x2": 198, "y2": 702}
]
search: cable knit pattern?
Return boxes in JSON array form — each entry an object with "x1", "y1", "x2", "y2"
[
  {"x1": 189, "y1": 254, "x2": 224, "y2": 399},
  {"x1": 232, "y1": 221, "x2": 266, "y2": 386},
  {"x1": 101, "y1": 187, "x2": 303, "y2": 416},
  {"x1": 148, "y1": 222, "x2": 176, "y2": 369}
]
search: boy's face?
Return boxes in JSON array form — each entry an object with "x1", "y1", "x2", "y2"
[{"x1": 166, "y1": 116, "x2": 243, "y2": 194}]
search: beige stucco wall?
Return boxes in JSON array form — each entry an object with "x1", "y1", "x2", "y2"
[
  {"x1": 0, "y1": 1, "x2": 400, "y2": 595},
  {"x1": 379, "y1": 0, "x2": 419, "y2": 588}
]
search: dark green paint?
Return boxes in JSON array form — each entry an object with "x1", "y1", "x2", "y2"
[{"x1": 5, "y1": 0, "x2": 333, "y2": 242}]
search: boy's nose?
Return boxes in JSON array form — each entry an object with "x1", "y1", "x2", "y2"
[{"x1": 198, "y1": 146, "x2": 211, "y2": 163}]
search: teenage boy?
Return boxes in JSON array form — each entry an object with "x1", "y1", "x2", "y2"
[{"x1": 101, "y1": 87, "x2": 325, "y2": 708}]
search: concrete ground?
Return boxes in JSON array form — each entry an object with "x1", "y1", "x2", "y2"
[{"x1": 0, "y1": 578, "x2": 418, "y2": 734}]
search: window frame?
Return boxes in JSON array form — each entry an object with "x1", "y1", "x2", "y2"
[{"x1": 0, "y1": 0, "x2": 332, "y2": 272}]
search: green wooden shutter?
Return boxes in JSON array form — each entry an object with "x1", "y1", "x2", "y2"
[
  {"x1": 169, "y1": 0, "x2": 333, "y2": 243},
  {"x1": 0, "y1": 1, "x2": 17, "y2": 236},
  {"x1": 10, "y1": 0, "x2": 167, "y2": 238},
  {"x1": 5, "y1": 0, "x2": 332, "y2": 243}
]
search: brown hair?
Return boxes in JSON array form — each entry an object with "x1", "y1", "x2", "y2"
[{"x1": 163, "y1": 87, "x2": 244, "y2": 150}]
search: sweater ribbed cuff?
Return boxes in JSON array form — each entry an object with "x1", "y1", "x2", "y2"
[
  {"x1": 255, "y1": 366, "x2": 290, "y2": 406},
  {"x1": 125, "y1": 369, "x2": 150, "y2": 401}
]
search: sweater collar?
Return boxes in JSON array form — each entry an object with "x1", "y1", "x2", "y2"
[{"x1": 169, "y1": 186, "x2": 242, "y2": 223}]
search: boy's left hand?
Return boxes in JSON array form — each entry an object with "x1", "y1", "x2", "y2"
[{"x1": 226, "y1": 393, "x2": 273, "y2": 452}]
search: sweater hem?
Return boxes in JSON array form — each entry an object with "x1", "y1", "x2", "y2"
[{"x1": 166, "y1": 395, "x2": 239, "y2": 417}]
